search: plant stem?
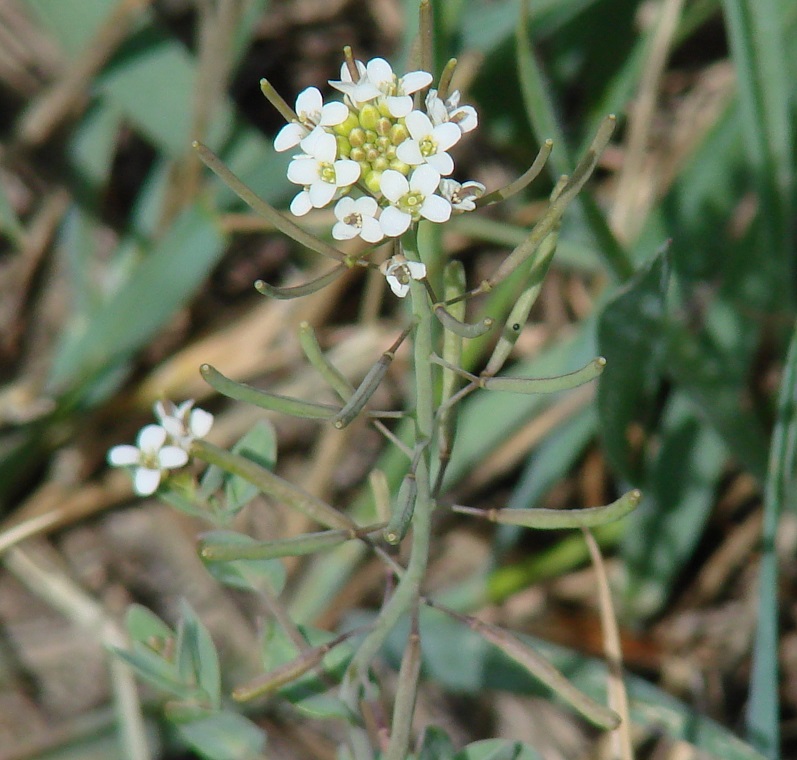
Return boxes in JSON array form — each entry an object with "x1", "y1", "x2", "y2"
[{"x1": 341, "y1": 227, "x2": 436, "y2": 752}]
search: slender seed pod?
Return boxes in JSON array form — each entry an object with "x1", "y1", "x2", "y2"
[
  {"x1": 331, "y1": 325, "x2": 412, "y2": 429},
  {"x1": 452, "y1": 611, "x2": 620, "y2": 729},
  {"x1": 477, "y1": 139, "x2": 554, "y2": 207},
  {"x1": 232, "y1": 631, "x2": 354, "y2": 702},
  {"x1": 452, "y1": 489, "x2": 641, "y2": 529},
  {"x1": 481, "y1": 226, "x2": 559, "y2": 377},
  {"x1": 383, "y1": 472, "x2": 417, "y2": 545},
  {"x1": 481, "y1": 356, "x2": 606, "y2": 394},
  {"x1": 193, "y1": 141, "x2": 347, "y2": 263},
  {"x1": 200, "y1": 364, "x2": 339, "y2": 419},
  {"x1": 297, "y1": 321, "x2": 354, "y2": 402},
  {"x1": 255, "y1": 265, "x2": 346, "y2": 300},
  {"x1": 200, "y1": 525, "x2": 385, "y2": 562},
  {"x1": 433, "y1": 303, "x2": 494, "y2": 338},
  {"x1": 191, "y1": 439, "x2": 355, "y2": 531}
]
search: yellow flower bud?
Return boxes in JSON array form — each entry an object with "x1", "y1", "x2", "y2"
[
  {"x1": 372, "y1": 156, "x2": 390, "y2": 172},
  {"x1": 376, "y1": 117, "x2": 393, "y2": 136},
  {"x1": 348, "y1": 127, "x2": 366, "y2": 147},
  {"x1": 350, "y1": 147, "x2": 367, "y2": 163},
  {"x1": 390, "y1": 123, "x2": 409, "y2": 146},
  {"x1": 364, "y1": 170, "x2": 383, "y2": 195},
  {"x1": 333, "y1": 112, "x2": 360, "y2": 136},
  {"x1": 389, "y1": 159, "x2": 411, "y2": 175},
  {"x1": 336, "y1": 135, "x2": 351, "y2": 158},
  {"x1": 359, "y1": 104, "x2": 380, "y2": 131}
]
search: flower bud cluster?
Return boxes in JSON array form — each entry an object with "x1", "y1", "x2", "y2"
[
  {"x1": 274, "y1": 56, "x2": 484, "y2": 245},
  {"x1": 107, "y1": 400, "x2": 213, "y2": 496}
]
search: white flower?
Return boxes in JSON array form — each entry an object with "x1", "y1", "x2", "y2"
[
  {"x1": 108, "y1": 424, "x2": 189, "y2": 496},
  {"x1": 154, "y1": 399, "x2": 214, "y2": 450},
  {"x1": 329, "y1": 58, "x2": 432, "y2": 116},
  {"x1": 395, "y1": 110, "x2": 462, "y2": 175},
  {"x1": 425, "y1": 89, "x2": 478, "y2": 133},
  {"x1": 332, "y1": 196, "x2": 384, "y2": 243},
  {"x1": 274, "y1": 87, "x2": 349, "y2": 152},
  {"x1": 379, "y1": 255, "x2": 427, "y2": 298},
  {"x1": 379, "y1": 166, "x2": 451, "y2": 237},
  {"x1": 328, "y1": 59, "x2": 380, "y2": 107},
  {"x1": 439, "y1": 178, "x2": 486, "y2": 212},
  {"x1": 287, "y1": 131, "x2": 360, "y2": 214}
]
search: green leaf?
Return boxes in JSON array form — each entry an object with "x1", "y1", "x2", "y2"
[
  {"x1": 746, "y1": 320, "x2": 797, "y2": 754},
  {"x1": 453, "y1": 740, "x2": 541, "y2": 760},
  {"x1": 175, "y1": 710, "x2": 267, "y2": 760},
  {"x1": 201, "y1": 531, "x2": 287, "y2": 595},
  {"x1": 174, "y1": 600, "x2": 221, "y2": 709},
  {"x1": 111, "y1": 645, "x2": 190, "y2": 700},
  {"x1": 597, "y1": 245, "x2": 671, "y2": 482},
  {"x1": 225, "y1": 421, "x2": 278, "y2": 515},
  {"x1": 125, "y1": 604, "x2": 174, "y2": 647}
]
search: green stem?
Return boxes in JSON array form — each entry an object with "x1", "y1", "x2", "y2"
[{"x1": 340, "y1": 227, "x2": 436, "y2": 748}]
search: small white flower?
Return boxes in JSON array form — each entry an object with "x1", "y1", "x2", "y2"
[
  {"x1": 379, "y1": 165, "x2": 451, "y2": 237},
  {"x1": 274, "y1": 87, "x2": 349, "y2": 152},
  {"x1": 425, "y1": 89, "x2": 478, "y2": 134},
  {"x1": 395, "y1": 110, "x2": 462, "y2": 176},
  {"x1": 328, "y1": 59, "x2": 380, "y2": 107},
  {"x1": 332, "y1": 196, "x2": 384, "y2": 243},
  {"x1": 363, "y1": 58, "x2": 432, "y2": 117},
  {"x1": 154, "y1": 399, "x2": 214, "y2": 450},
  {"x1": 287, "y1": 131, "x2": 360, "y2": 214},
  {"x1": 439, "y1": 178, "x2": 486, "y2": 212},
  {"x1": 329, "y1": 58, "x2": 432, "y2": 116},
  {"x1": 108, "y1": 424, "x2": 188, "y2": 496},
  {"x1": 379, "y1": 255, "x2": 427, "y2": 298}
]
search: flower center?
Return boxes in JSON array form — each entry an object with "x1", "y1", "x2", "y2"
[
  {"x1": 344, "y1": 212, "x2": 363, "y2": 229},
  {"x1": 419, "y1": 136, "x2": 437, "y2": 157},
  {"x1": 320, "y1": 162, "x2": 337, "y2": 183},
  {"x1": 399, "y1": 190, "x2": 425, "y2": 219},
  {"x1": 388, "y1": 262, "x2": 412, "y2": 285}
]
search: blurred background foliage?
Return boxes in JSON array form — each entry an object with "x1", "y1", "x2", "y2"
[{"x1": 0, "y1": 0, "x2": 794, "y2": 758}]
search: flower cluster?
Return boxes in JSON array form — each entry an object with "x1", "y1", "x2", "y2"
[
  {"x1": 274, "y1": 56, "x2": 484, "y2": 247},
  {"x1": 107, "y1": 400, "x2": 213, "y2": 496}
]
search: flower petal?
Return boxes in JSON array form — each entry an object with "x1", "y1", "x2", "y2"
[
  {"x1": 380, "y1": 170, "x2": 409, "y2": 202},
  {"x1": 354, "y1": 196, "x2": 378, "y2": 216},
  {"x1": 295, "y1": 86, "x2": 322, "y2": 119},
  {"x1": 395, "y1": 140, "x2": 424, "y2": 166},
  {"x1": 433, "y1": 122, "x2": 463, "y2": 152},
  {"x1": 366, "y1": 57, "x2": 394, "y2": 86},
  {"x1": 400, "y1": 70, "x2": 433, "y2": 94},
  {"x1": 404, "y1": 110, "x2": 434, "y2": 140},
  {"x1": 420, "y1": 194, "x2": 452, "y2": 223},
  {"x1": 290, "y1": 190, "x2": 312, "y2": 216},
  {"x1": 424, "y1": 151, "x2": 454, "y2": 176},
  {"x1": 386, "y1": 275, "x2": 410, "y2": 298},
  {"x1": 360, "y1": 216, "x2": 384, "y2": 243},
  {"x1": 287, "y1": 157, "x2": 320, "y2": 185},
  {"x1": 379, "y1": 206, "x2": 411, "y2": 237},
  {"x1": 108, "y1": 445, "x2": 141, "y2": 467},
  {"x1": 310, "y1": 131, "x2": 337, "y2": 162},
  {"x1": 452, "y1": 105, "x2": 478, "y2": 133},
  {"x1": 332, "y1": 221, "x2": 359, "y2": 240},
  {"x1": 134, "y1": 467, "x2": 161, "y2": 496},
  {"x1": 274, "y1": 122, "x2": 307, "y2": 152},
  {"x1": 159, "y1": 446, "x2": 189, "y2": 469},
  {"x1": 409, "y1": 165, "x2": 441, "y2": 195},
  {"x1": 138, "y1": 424, "x2": 166, "y2": 452},
  {"x1": 334, "y1": 196, "x2": 356, "y2": 220},
  {"x1": 333, "y1": 159, "x2": 361, "y2": 187},
  {"x1": 385, "y1": 95, "x2": 413, "y2": 118},
  {"x1": 320, "y1": 101, "x2": 349, "y2": 126},
  {"x1": 309, "y1": 181, "x2": 336, "y2": 208},
  {"x1": 406, "y1": 261, "x2": 427, "y2": 280},
  {"x1": 189, "y1": 408, "x2": 214, "y2": 438}
]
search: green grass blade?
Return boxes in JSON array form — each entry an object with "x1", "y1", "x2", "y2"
[{"x1": 745, "y1": 320, "x2": 797, "y2": 756}]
